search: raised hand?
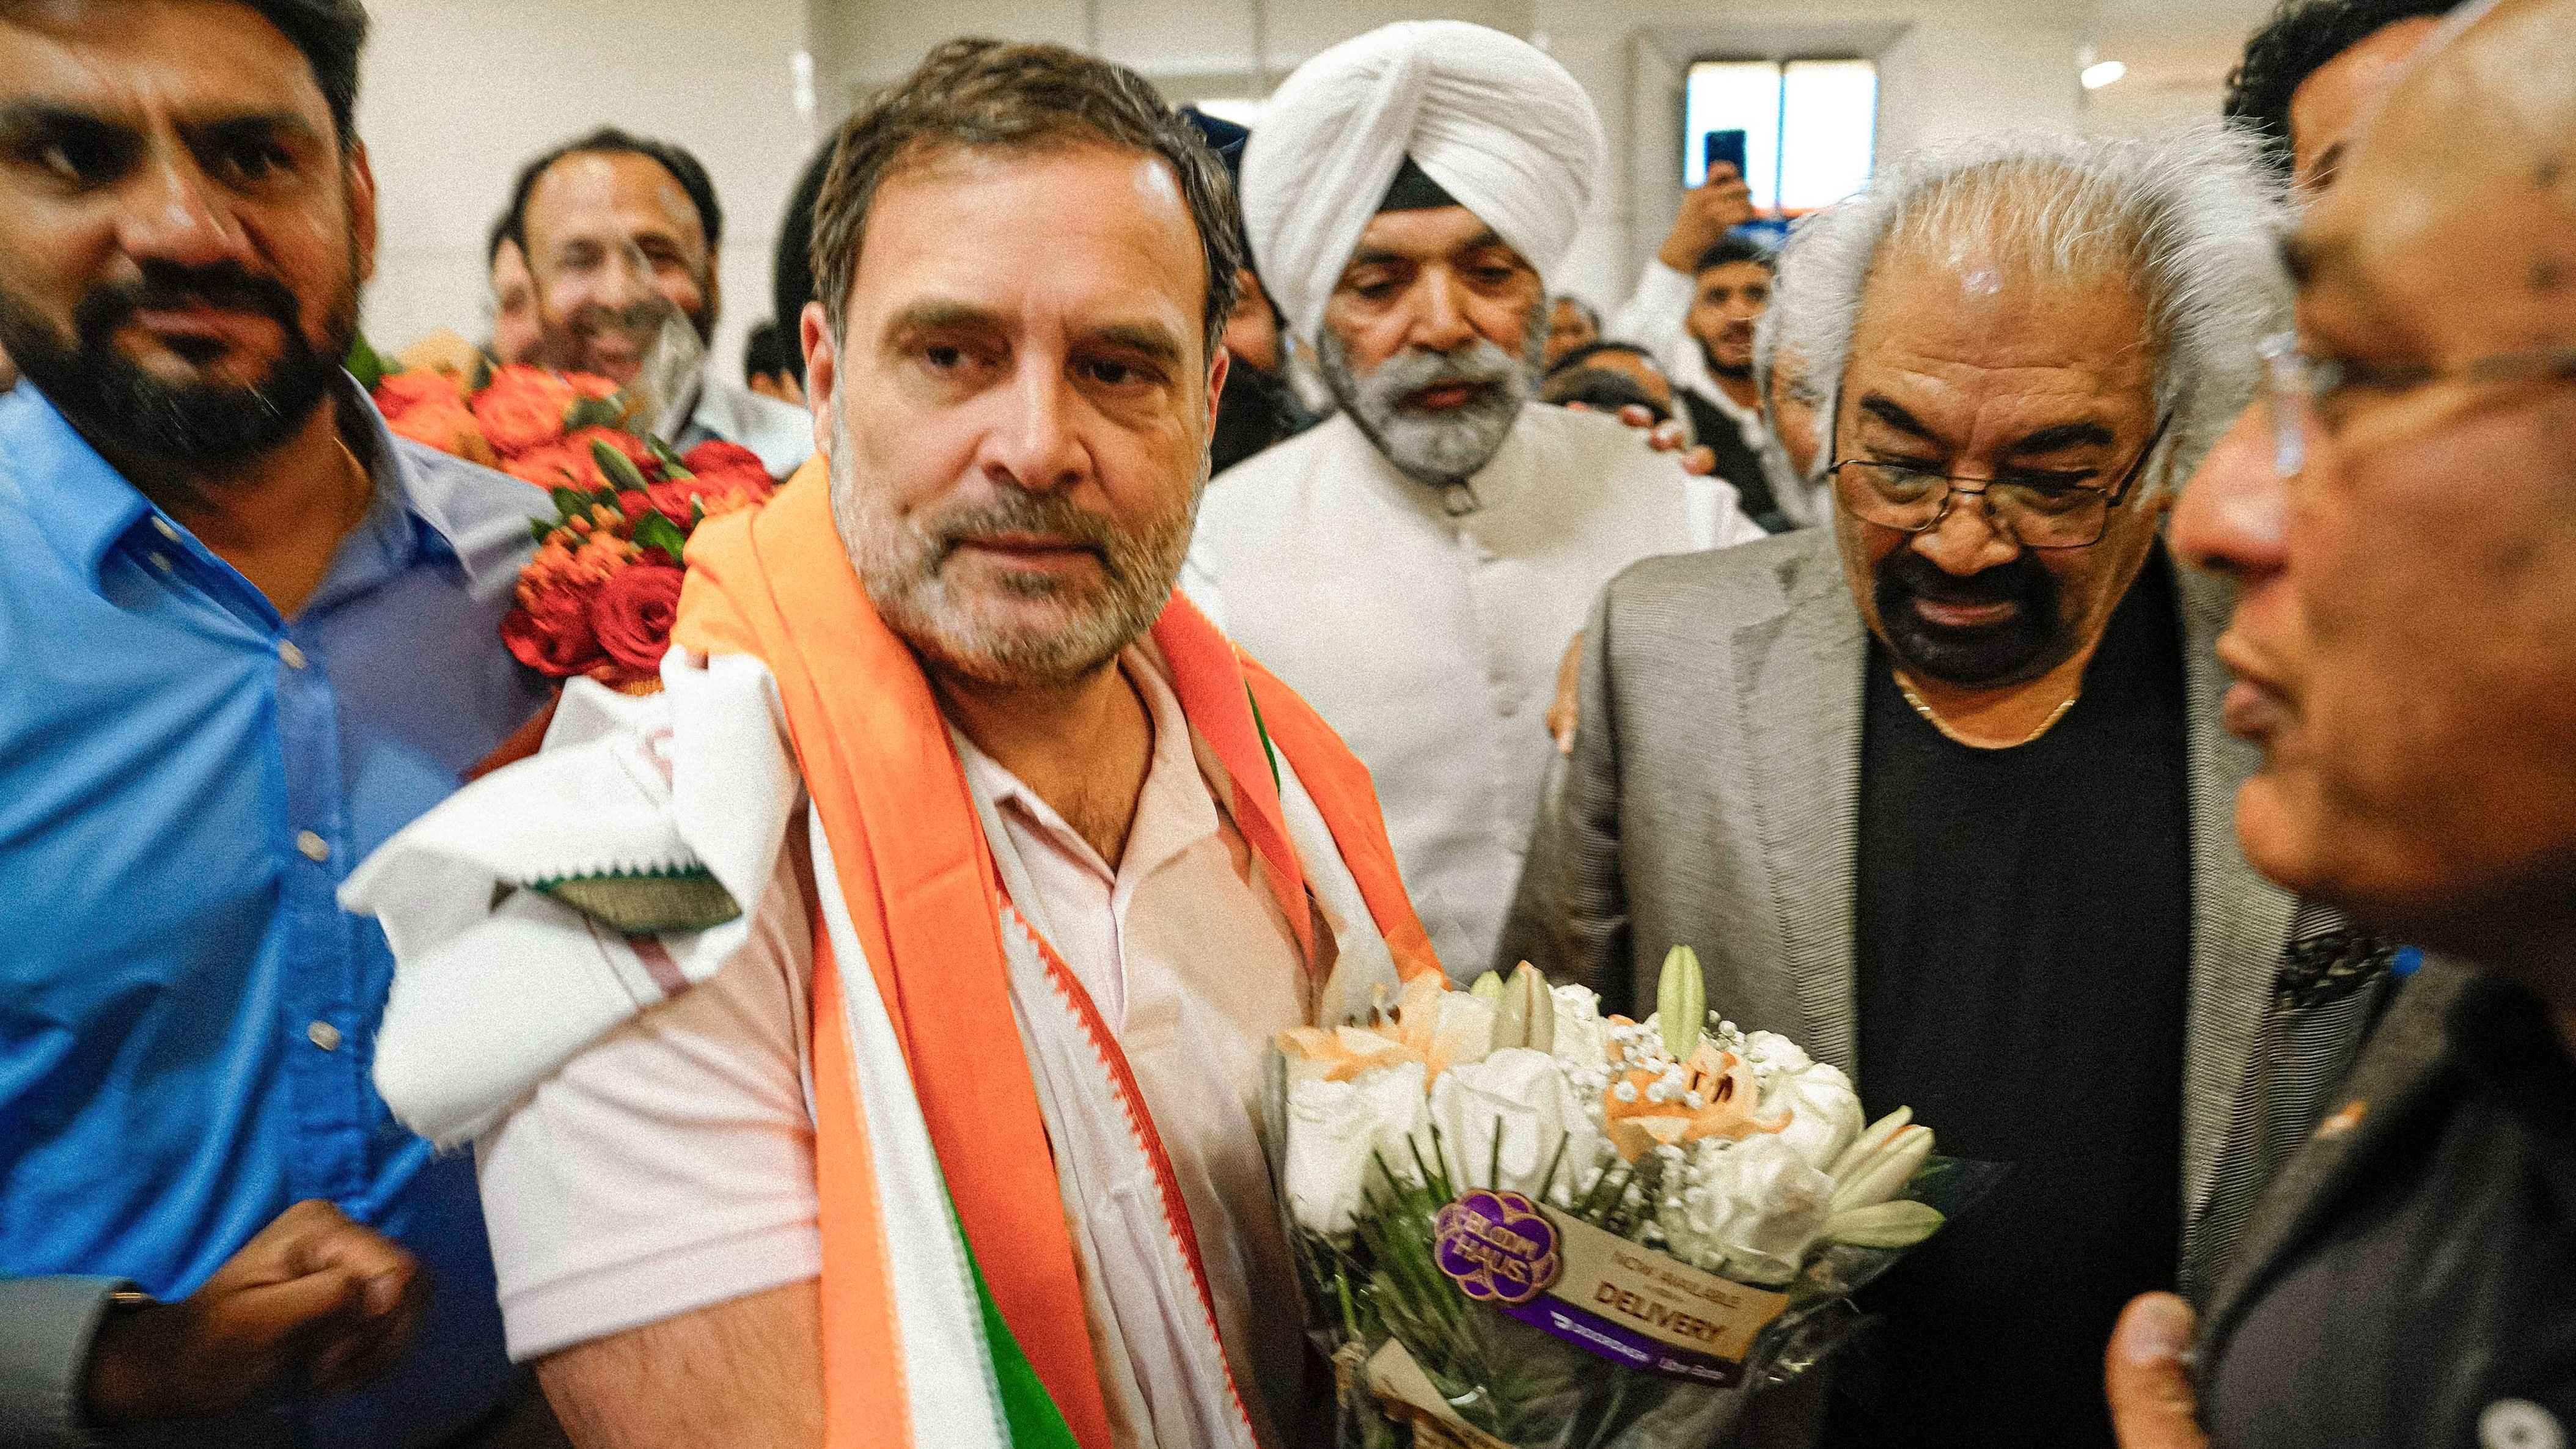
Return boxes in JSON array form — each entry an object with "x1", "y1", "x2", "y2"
[{"x1": 1657, "y1": 163, "x2": 1760, "y2": 274}]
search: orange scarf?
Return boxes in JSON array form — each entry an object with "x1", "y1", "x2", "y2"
[{"x1": 673, "y1": 468, "x2": 1439, "y2": 1448}]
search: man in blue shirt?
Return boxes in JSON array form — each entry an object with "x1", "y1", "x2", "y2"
[{"x1": 0, "y1": 1, "x2": 554, "y2": 1443}]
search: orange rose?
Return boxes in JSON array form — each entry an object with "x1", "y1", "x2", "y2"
[
  {"x1": 386, "y1": 400, "x2": 496, "y2": 467},
  {"x1": 501, "y1": 441, "x2": 598, "y2": 492},
  {"x1": 372, "y1": 370, "x2": 464, "y2": 422},
  {"x1": 471, "y1": 365, "x2": 580, "y2": 455},
  {"x1": 563, "y1": 372, "x2": 622, "y2": 400}
]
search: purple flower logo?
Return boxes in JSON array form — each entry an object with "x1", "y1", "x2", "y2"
[{"x1": 1434, "y1": 1189, "x2": 1562, "y2": 1305}]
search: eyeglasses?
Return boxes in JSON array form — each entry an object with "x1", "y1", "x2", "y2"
[
  {"x1": 2258, "y1": 330, "x2": 2576, "y2": 476},
  {"x1": 1828, "y1": 413, "x2": 2173, "y2": 550}
]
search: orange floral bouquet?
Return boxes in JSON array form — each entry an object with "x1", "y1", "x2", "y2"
[
  {"x1": 498, "y1": 436, "x2": 776, "y2": 692},
  {"x1": 372, "y1": 363, "x2": 642, "y2": 489}
]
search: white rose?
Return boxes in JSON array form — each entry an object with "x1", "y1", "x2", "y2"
[
  {"x1": 1659, "y1": 1133, "x2": 1835, "y2": 1283},
  {"x1": 1550, "y1": 984, "x2": 1608, "y2": 1069},
  {"x1": 1284, "y1": 1060, "x2": 1427, "y2": 1234},
  {"x1": 1422, "y1": 1047, "x2": 1602, "y2": 1201},
  {"x1": 1742, "y1": 1030, "x2": 1813, "y2": 1075},
  {"x1": 1764, "y1": 1058, "x2": 1863, "y2": 1173}
]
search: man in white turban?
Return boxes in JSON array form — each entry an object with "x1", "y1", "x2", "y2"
[{"x1": 1188, "y1": 20, "x2": 1764, "y2": 971}]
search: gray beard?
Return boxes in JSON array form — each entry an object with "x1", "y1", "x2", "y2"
[
  {"x1": 1318, "y1": 323, "x2": 1539, "y2": 486},
  {"x1": 827, "y1": 406, "x2": 1199, "y2": 689}
]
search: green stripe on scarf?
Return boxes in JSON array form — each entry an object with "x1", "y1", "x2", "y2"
[{"x1": 956, "y1": 1197, "x2": 1082, "y2": 1449}]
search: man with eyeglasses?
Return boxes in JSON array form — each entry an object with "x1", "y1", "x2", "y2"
[
  {"x1": 1503, "y1": 128, "x2": 2387, "y2": 1449},
  {"x1": 2105, "y1": 1, "x2": 2576, "y2": 1445}
]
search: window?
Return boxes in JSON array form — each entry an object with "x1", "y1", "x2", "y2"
[{"x1": 1683, "y1": 57, "x2": 1878, "y2": 213}]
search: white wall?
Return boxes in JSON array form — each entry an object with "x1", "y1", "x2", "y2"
[
  {"x1": 349, "y1": 0, "x2": 2262, "y2": 362},
  {"x1": 357, "y1": 0, "x2": 820, "y2": 377},
  {"x1": 799, "y1": 0, "x2": 2102, "y2": 312}
]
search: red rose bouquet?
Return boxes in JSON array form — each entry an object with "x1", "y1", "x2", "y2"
[
  {"x1": 369, "y1": 357, "x2": 779, "y2": 697},
  {"x1": 501, "y1": 436, "x2": 776, "y2": 692}
]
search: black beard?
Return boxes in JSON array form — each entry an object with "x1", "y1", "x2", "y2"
[
  {"x1": 1697, "y1": 340, "x2": 1754, "y2": 381},
  {"x1": 1873, "y1": 547, "x2": 2071, "y2": 686},
  {"x1": 0, "y1": 257, "x2": 351, "y2": 468}
]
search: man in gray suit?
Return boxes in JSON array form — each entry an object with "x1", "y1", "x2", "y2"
[{"x1": 1503, "y1": 128, "x2": 2385, "y2": 1448}]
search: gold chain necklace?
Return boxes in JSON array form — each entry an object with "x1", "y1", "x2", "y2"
[
  {"x1": 334, "y1": 439, "x2": 375, "y2": 531},
  {"x1": 1897, "y1": 675, "x2": 2080, "y2": 749}
]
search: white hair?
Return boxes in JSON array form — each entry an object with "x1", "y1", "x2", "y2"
[
  {"x1": 1753, "y1": 204, "x2": 1855, "y2": 409},
  {"x1": 1778, "y1": 124, "x2": 2291, "y2": 493}
]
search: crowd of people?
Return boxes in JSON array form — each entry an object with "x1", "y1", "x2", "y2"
[{"x1": 0, "y1": 0, "x2": 2567, "y2": 1446}]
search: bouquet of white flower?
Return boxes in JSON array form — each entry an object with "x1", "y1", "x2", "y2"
[{"x1": 1271, "y1": 948, "x2": 1975, "y2": 1449}]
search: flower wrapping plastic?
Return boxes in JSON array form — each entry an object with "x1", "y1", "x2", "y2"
[{"x1": 1269, "y1": 952, "x2": 1990, "y2": 1448}]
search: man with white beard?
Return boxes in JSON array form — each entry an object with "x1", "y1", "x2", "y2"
[{"x1": 1189, "y1": 21, "x2": 1764, "y2": 970}]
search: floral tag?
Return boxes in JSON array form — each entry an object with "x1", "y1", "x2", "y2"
[
  {"x1": 1439, "y1": 1189, "x2": 1792, "y2": 1387},
  {"x1": 1433, "y1": 1190, "x2": 1560, "y2": 1305}
]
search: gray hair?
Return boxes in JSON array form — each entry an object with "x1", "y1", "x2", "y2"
[
  {"x1": 1753, "y1": 204, "x2": 1851, "y2": 411},
  {"x1": 1778, "y1": 125, "x2": 2290, "y2": 493}
]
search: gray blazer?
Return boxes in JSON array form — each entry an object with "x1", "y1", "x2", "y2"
[{"x1": 1499, "y1": 527, "x2": 2390, "y2": 1297}]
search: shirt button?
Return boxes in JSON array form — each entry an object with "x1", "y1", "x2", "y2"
[
  {"x1": 278, "y1": 640, "x2": 308, "y2": 670},
  {"x1": 149, "y1": 552, "x2": 174, "y2": 572},
  {"x1": 150, "y1": 517, "x2": 180, "y2": 541},
  {"x1": 295, "y1": 831, "x2": 330, "y2": 862},
  {"x1": 307, "y1": 1021, "x2": 342, "y2": 1052}
]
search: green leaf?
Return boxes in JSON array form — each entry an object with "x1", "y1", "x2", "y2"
[
  {"x1": 345, "y1": 331, "x2": 390, "y2": 391},
  {"x1": 548, "y1": 487, "x2": 593, "y2": 523},
  {"x1": 528, "y1": 516, "x2": 556, "y2": 546},
  {"x1": 1244, "y1": 683, "x2": 1282, "y2": 794},
  {"x1": 648, "y1": 436, "x2": 692, "y2": 477},
  {"x1": 564, "y1": 395, "x2": 625, "y2": 431},
  {"x1": 590, "y1": 438, "x2": 652, "y2": 494},
  {"x1": 632, "y1": 510, "x2": 689, "y2": 566}
]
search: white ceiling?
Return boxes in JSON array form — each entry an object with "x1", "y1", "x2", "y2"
[{"x1": 2082, "y1": 0, "x2": 2275, "y2": 133}]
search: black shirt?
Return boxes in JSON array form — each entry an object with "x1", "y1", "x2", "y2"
[
  {"x1": 2207, "y1": 975, "x2": 2576, "y2": 1449},
  {"x1": 1826, "y1": 552, "x2": 2195, "y2": 1449}
]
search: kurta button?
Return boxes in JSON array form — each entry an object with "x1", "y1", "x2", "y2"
[
  {"x1": 151, "y1": 517, "x2": 180, "y2": 541},
  {"x1": 296, "y1": 831, "x2": 329, "y2": 862},
  {"x1": 279, "y1": 641, "x2": 307, "y2": 670},
  {"x1": 307, "y1": 1021, "x2": 342, "y2": 1052}
]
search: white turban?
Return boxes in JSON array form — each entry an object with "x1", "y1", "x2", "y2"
[{"x1": 1240, "y1": 21, "x2": 1605, "y2": 345}]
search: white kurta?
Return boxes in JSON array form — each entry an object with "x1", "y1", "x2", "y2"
[{"x1": 1187, "y1": 402, "x2": 1764, "y2": 973}]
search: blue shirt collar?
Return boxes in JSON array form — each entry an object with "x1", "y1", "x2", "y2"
[{"x1": 0, "y1": 373, "x2": 483, "y2": 600}]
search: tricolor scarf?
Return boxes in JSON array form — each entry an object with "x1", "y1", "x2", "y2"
[{"x1": 672, "y1": 471, "x2": 1442, "y2": 1448}]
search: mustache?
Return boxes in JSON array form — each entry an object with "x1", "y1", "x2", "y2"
[
  {"x1": 922, "y1": 490, "x2": 1121, "y2": 568},
  {"x1": 74, "y1": 260, "x2": 302, "y2": 343},
  {"x1": 1362, "y1": 340, "x2": 1522, "y2": 409},
  {"x1": 1877, "y1": 546, "x2": 2054, "y2": 612},
  {"x1": 570, "y1": 297, "x2": 675, "y2": 339}
]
